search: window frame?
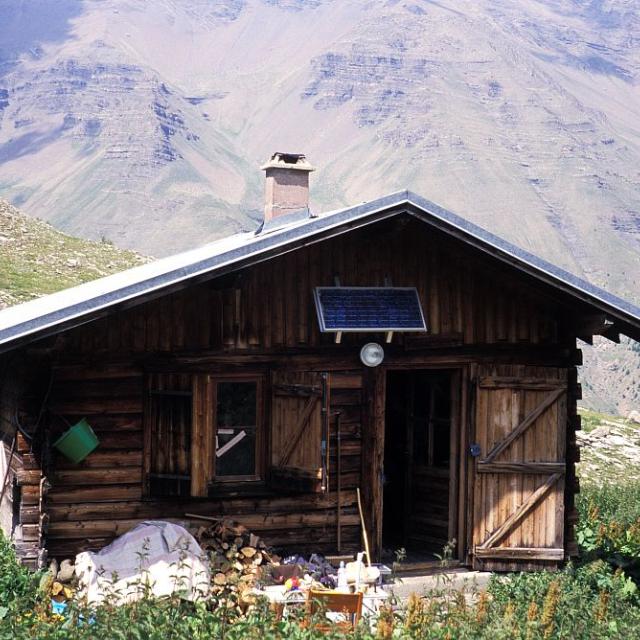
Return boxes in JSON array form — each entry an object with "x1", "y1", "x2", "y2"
[{"x1": 209, "y1": 373, "x2": 265, "y2": 484}]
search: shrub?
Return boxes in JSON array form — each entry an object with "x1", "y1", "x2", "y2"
[
  {"x1": 576, "y1": 481, "x2": 640, "y2": 581},
  {"x1": 0, "y1": 531, "x2": 42, "y2": 623}
]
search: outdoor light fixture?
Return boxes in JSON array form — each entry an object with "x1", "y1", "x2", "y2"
[{"x1": 360, "y1": 342, "x2": 384, "y2": 367}]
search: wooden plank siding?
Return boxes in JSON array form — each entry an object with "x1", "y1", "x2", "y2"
[
  {"x1": 62, "y1": 220, "x2": 563, "y2": 357},
  {"x1": 8, "y1": 218, "x2": 580, "y2": 564},
  {"x1": 43, "y1": 365, "x2": 364, "y2": 559}
]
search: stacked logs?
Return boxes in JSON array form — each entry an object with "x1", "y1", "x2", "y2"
[
  {"x1": 193, "y1": 518, "x2": 279, "y2": 601},
  {"x1": 42, "y1": 558, "x2": 77, "y2": 611}
]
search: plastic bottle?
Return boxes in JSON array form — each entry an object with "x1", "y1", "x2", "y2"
[{"x1": 337, "y1": 561, "x2": 347, "y2": 591}]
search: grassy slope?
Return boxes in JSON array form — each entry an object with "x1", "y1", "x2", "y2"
[{"x1": 0, "y1": 199, "x2": 147, "y2": 308}]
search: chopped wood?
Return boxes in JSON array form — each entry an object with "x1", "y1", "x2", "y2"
[{"x1": 190, "y1": 516, "x2": 274, "y2": 598}]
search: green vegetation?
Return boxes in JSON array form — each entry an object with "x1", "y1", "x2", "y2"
[
  {"x1": 4, "y1": 481, "x2": 640, "y2": 639},
  {"x1": 576, "y1": 481, "x2": 640, "y2": 584},
  {"x1": 0, "y1": 199, "x2": 146, "y2": 308},
  {"x1": 578, "y1": 408, "x2": 616, "y2": 434}
]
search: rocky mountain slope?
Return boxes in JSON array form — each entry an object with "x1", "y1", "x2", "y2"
[
  {"x1": 581, "y1": 337, "x2": 640, "y2": 417},
  {"x1": 0, "y1": 0, "x2": 638, "y2": 412},
  {"x1": 0, "y1": 198, "x2": 146, "y2": 308},
  {"x1": 577, "y1": 408, "x2": 640, "y2": 483}
]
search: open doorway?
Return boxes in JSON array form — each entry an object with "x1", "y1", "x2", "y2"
[{"x1": 382, "y1": 370, "x2": 455, "y2": 560}]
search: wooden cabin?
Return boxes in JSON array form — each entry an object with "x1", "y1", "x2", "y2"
[{"x1": 1, "y1": 153, "x2": 639, "y2": 572}]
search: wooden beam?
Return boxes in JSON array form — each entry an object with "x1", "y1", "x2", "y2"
[
  {"x1": 478, "y1": 473, "x2": 562, "y2": 550},
  {"x1": 483, "y1": 387, "x2": 565, "y2": 463},
  {"x1": 475, "y1": 547, "x2": 564, "y2": 561},
  {"x1": 601, "y1": 327, "x2": 620, "y2": 344},
  {"x1": 361, "y1": 367, "x2": 385, "y2": 561},
  {"x1": 273, "y1": 383, "x2": 321, "y2": 397},
  {"x1": 478, "y1": 376, "x2": 565, "y2": 390},
  {"x1": 477, "y1": 462, "x2": 565, "y2": 474},
  {"x1": 574, "y1": 313, "x2": 613, "y2": 338},
  {"x1": 190, "y1": 375, "x2": 212, "y2": 497}
]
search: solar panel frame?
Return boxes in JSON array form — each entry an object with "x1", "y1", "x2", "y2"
[{"x1": 314, "y1": 286, "x2": 428, "y2": 333}]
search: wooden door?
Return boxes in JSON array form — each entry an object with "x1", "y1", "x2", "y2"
[
  {"x1": 269, "y1": 370, "x2": 328, "y2": 493},
  {"x1": 472, "y1": 365, "x2": 567, "y2": 571}
]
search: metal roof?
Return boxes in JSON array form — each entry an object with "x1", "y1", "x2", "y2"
[{"x1": 0, "y1": 190, "x2": 639, "y2": 352}]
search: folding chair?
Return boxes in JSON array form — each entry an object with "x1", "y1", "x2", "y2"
[{"x1": 306, "y1": 589, "x2": 363, "y2": 633}]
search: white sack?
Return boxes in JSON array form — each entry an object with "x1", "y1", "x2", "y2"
[{"x1": 75, "y1": 520, "x2": 210, "y2": 604}]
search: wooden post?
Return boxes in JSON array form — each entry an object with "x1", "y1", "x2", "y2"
[{"x1": 361, "y1": 367, "x2": 385, "y2": 560}]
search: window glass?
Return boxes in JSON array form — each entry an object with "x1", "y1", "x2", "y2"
[{"x1": 215, "y1": 381, "x2": 258, "y2": 478}]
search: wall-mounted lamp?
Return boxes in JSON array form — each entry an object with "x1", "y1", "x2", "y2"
[{"x1": 360, "y1": 342, "x2": 384, "y2": 367}]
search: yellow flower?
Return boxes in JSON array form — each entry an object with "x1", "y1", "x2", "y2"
[
  {"x1": 594, "y1": 590, "x2": 609, "y2": 623},
  {"x1": 541, "y1": 579, "x2": 561, "y2": 639}
]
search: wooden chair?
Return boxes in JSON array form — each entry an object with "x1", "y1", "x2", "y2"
[{"x1": 306, "y1": 589, "x2": 363, "y2": 632}]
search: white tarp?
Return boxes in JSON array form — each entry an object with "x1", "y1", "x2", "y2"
[{"x1": 75, "y1": 520, "x2": 210, "y2": 604}]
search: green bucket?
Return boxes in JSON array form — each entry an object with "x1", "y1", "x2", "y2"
[{"x1": 53, "y1": 419, "x2": 99, "y2": 464}]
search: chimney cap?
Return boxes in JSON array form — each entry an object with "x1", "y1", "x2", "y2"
[{"x1": 261, "y1": 152, "x2": 315, "y2": 172}]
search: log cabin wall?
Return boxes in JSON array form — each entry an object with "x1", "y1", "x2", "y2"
[
  {"x1": 0, "y1": 357, "x2": 50, "y2": 567},
  {"x1": 8, "y1": 217, "x2": 581, "y2": 563}
]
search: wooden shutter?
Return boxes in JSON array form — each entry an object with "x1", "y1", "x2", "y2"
[
  {"x1": 472, "y1": 366, "x2": 567, "y2": 571},
  {"x1": 144, "y1": 373, "x2": 194, "y2": 497},
  {"x1": 269, "y1": 371, "x2": 328, "y2": 493}
]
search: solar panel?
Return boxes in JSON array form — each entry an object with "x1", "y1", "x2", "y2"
[{"x1": 314, "y1": 287, "x2": 427, "y2": 333}]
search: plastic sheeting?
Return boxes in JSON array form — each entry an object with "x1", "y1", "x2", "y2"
[{"x1": 75, "y1": 520, "x2": 210, "y2": 604}]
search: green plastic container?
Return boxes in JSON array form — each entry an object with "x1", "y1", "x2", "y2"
[{"x1": 53, "y1": 419, "x2": 99, "y2": 463}]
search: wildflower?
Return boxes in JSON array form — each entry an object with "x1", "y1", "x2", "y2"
[
  {"x1": 475, "y1": 591, "x2": 488, "y2": 625},
  {"x1": 376, "y1": 604, "x2": 394, "y2": 640},
  {"x1": 594, "y1": 590, "x2": 609, "y2": 623},
  {"x1": 405, "y1": 592, "x2": 424, "y2": 628},
  {"x1": 541, "y1": 579, "x2": 561, "y2": 639},
  {"x1": 525, "y1": 601, "x2": 539, "y2": 640},
  {"x1": 503, "y1": 600, "x2": 516, "y2": 634}
]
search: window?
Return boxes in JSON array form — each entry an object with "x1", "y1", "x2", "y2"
[
  {"x1": 144, "y1": 373, "x2": 264, "y2": 498},
  {"x1": 213, "y1": 379, "x2": 262, "y2": 481}
]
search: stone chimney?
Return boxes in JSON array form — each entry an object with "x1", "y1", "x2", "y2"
[{"x1": 261, "y1": 152, "x2": 315, "y2": 223}]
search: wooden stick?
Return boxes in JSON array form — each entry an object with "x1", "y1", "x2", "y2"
[
  {"x1": 184, "y1": 513, "x2": 222, "y2": 523},
  {"x1": 356, "y1": 487, "x2": 371, "y2": 567},
  {"x1": 336, "y1": 412, "x2": 342, "y2": 553},
  {"x1": 321, "y1": 373, "x2": 330, "y2": 492}
]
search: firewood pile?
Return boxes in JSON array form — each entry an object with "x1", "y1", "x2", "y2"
[
  {"x1": 42, "y1": 559, "x2": 77, "y2": 611},
  {"x1": 193, "y1": 518, "x2": 279, "y2": 600}
]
